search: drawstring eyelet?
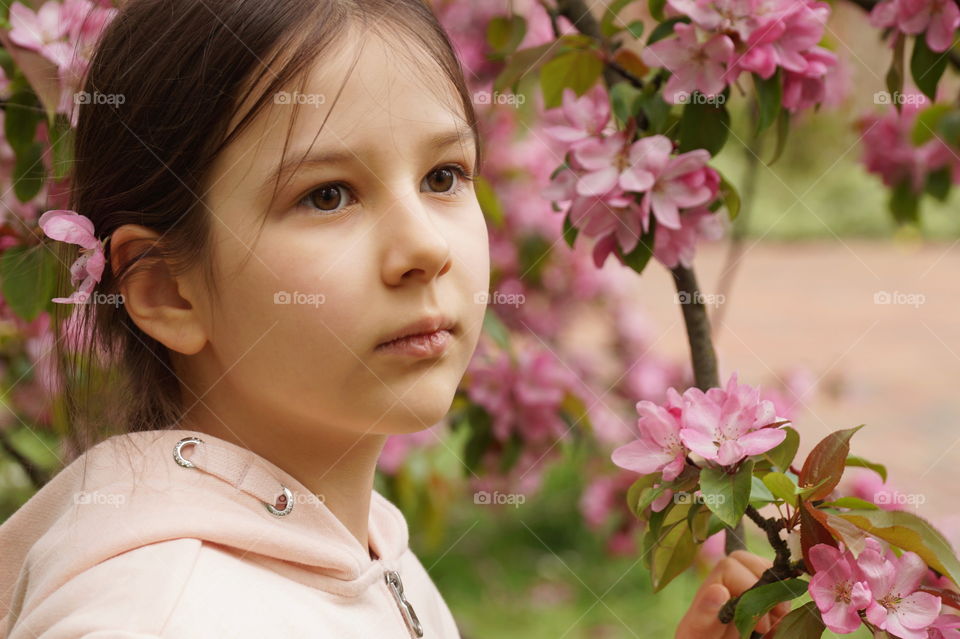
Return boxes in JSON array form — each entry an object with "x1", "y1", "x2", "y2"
[
  {"x1": 173, "y1": 436, "x2": 204, "y2": 468},
  {"x1": 265, "y1": 486, "x2": 294, "y2": 516}
]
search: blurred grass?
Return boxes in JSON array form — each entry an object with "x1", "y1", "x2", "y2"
[{"x1": 709, "y1": 102, "x2": 960, "y2": 241}]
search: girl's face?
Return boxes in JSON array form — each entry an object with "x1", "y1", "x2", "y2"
[{"x1": 187, "y1": 32, "x2": 489, "y2": 439}]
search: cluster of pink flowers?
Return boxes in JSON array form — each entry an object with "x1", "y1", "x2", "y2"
[
  {"x1": 809, "y1": 539, "x2": 960, "y2": 638},
  {"x1": 858, "y1": 92, "x2": 960, "y2": 195},
  {"x1": 611, "y1": 372, "x2": 789, "y2": 486},
  {"x1": 541, "y1": 86, "x2": 725, "y2": 269},
  {"x1": 870, "y1": 0, "x2": 960, "y2": 53},
  {"x1": 8, "y1": 0, "x2": 118, "y2": 126},
  {"x1": 642, "y1": 0, "x2": 838, "y2": 112}
]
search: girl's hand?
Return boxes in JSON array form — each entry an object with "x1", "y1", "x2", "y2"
[{"x1": 675, "y1": 550, "x2": 793, "y2": 639}]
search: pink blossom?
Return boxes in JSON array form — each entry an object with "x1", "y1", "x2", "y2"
[
  {"x1": 781, "y1": 46, "x2": 838, "y2": 113},
  {"x1": 667, "y1": 0, "x2": 759, "y2": 40},
  {"x1": 571, "y1": 131, "x2": 656, "y2": 196},
  {"x1": 871, "y1": 0, "x2": 960, "y2": 53},
  {"x1": 858, "y1": 93, "x2": 955, "y2": 194},
  {"x1": 679, "y1": 371, "x2": 789, "y2": 465},
  {"x1": 858, "y1": 537, "x2": 942, "y2": 639},
  {"x1": 733, "y1": 1, "x2": 830, "y2": 79},
  {"x1": 631, "y1": 135, "x2": 720, "y2": 232},
  {"x1": 38, "y1": 209, "x2": 106, "y2": 304},
  {"x1": 929, "y1": 613, "x2": 960, "y2": 639},
  {"x1": 466, "y1": 337, "x2": 580, "y2": 445},
  {"x1": 543, "y1": 85, "x2": 612, "y2": 148},
  {"x1": 641, "y1": 23, "x2": 735, "y2": 103},
  {"x1": 8, "y1": 2, "x2": 70, "y2": 55},
  {"x1": 612, "y1": 388, "x2": 689, "y2": 481},
  {"x1": 808, "y1": 543, "x2": 873, "y2": 634},
  {"x1": 652, "y1": 206, "x2": 726, "y2": 269}
]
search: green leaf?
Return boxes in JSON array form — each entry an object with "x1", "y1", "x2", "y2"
[
  {"x1": 763, "y1": 472, "x2": 798, "y2": 506},
  {"x1": 924, "y1": 166, "x2": 952, "y2": 202},
  {"x1": 750, "y1": 474, "x2": 776, "y2": 506},
  {"x1": 763, "y1": 426, "x2": 800, "y2": 473},
  {"x1": 487, "y1": 15, "x2": 527, "y2": 56},
  {"x1": 700, "y1": 459, "x2": 754, "y2": 528},
  {"x1": 647, "y1": 501, "x2": 699, "y2": 592},
  {"x1": 540, "y1": 49, "x2": 604, "y2": 110},
  {"x1": 601, "y1": 0, "x2": 637, "y2": 37},
  {"x1": 798, "y1": 424, "x2": 864, "y2": 502},
  {"x1": 845, "y1": 455, "x2": 888, "y2": 483},
  {"x1": 832, "y1": 509, "x2": 960, "y2": 587},
  {"x1": 562, "y1": 212, "x2": 579, "y2": 249},
  {"x1": 615, "y1": 224, "x2": 655, "y2": 275},
  {"x1": 610, "y1": 81, "x2": 645, "y2": 127},
  {"x1": 752, "y1": 70, "x2": 782, "y2": 135},
  {"x1": 717, "y1": 170, "x2": 741, "y2": 220},
  {"x1": 649, "y1": 0, "x2": 667, "y2": 20},
  {"x1": 768, "y1": 107, "x2": 791, "y2": 166},
  {"x1": 13, "y1": 141, "x2": 46, "y2": 203},
  {"x1": 481, "y1": 310, "x2": 511, "y2": 352},
  {"x1": 625, "y1": 20, "x2": 645, "y2": 39},
  {"x1": 637, "y1": 88, "x2": 673, "y2": 134},
  {"x1": 493, "y1": 34, "x2": 592, "y2": 93},
  {"x1": 911, "y1": 103, "x2": 951, "y2": 145},
  {"x1": 475, "y1": 176, "x2": 504, "y2": 227},
  {"x1": 936, "y1": 109, "x2": 960, "y2": 146},
  {"x1": 910, "y1": 36, "x2": 948, "y2": 101},
  {"x1": 678, "y1": 95, "x2": 729, "y2": 155},
  {"x1": 889, "y1": 180, "x2": 920, "y2": 225},
  {"x1": 886, "y1": 33, "x2": 905, "y2": 112},
  {"x1": 626, "y1": 473, "x2": 661, "y2": 517},
  {"x1": 0, "y1": 246, "x2": 59, "y2": 321},
  {"x1": 49, "y1": 113, "x2": 75, "y2": 181},
  {"x1": 733, "y1": 578, "x2": 810, "y2": 638},
  {"x1": 769, "y1": 600, "x2": 826, "y2": 638},
  {"x1": 4, "y1": 88, "x2": 42, "y2": 153},
  {"x1": 646, "y1": 17, "x2": 688, "y2": 45},
  {"x1": 820, "y1": 496, "x2": 879, "y2": 510}
]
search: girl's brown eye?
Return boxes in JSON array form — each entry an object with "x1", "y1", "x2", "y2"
[
  {"x1": 305, "y1": 184, "x2": 349, "y2": 212},
  {"x1": 423, "y1": 167, "x2": 456, "y2": 193}
]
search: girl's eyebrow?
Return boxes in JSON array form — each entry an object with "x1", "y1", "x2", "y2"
[{"x1": 263, "y1": 127, "x2": 476, "y2": 189}]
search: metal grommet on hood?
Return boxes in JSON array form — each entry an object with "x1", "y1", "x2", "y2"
[
  {"x1": 173, "y1": 436, "x2": 203, "y2": 468},
  {"x1": 264, "y1": 486, "x2": 294, "y2": 517},
  {"x1": 173, "y1": 435, "x2": 294, "y2": 518}
]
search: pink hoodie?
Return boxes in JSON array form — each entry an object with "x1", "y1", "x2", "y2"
[{"x1": 0, "y1": 428, "x2": 462, "y2": 638}]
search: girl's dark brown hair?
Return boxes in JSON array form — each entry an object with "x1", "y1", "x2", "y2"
[{"x1": 52, "y1": 0, "x2": 483, "y2": 458}]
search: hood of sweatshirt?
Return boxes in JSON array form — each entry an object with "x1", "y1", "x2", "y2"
[{"x1": 0, "y1": 428, "x2": 412, "y2": 626}]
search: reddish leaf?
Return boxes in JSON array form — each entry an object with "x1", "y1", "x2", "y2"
[
  {"x1": 798, "y1": 425, "x2": 864, "y2": 502},
  {"x1": 799, "y1": 501, "x2": 838, "y2": 574}
]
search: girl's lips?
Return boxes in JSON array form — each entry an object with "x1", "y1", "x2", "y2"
[{"x1": 374, "y1": 329, "x2": 453, "y2": 358}]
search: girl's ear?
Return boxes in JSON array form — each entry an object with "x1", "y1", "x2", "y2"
[{"x1": 109, "y1": 224, "x2": 208, "y2": 356}]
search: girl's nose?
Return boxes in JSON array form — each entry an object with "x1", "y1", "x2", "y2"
[{"x1": 379, "y1": 192, "x2": 452, "y2": 286}]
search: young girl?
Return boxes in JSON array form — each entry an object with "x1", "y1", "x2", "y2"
[{"x1": 0, "y1": 1, "x2": 789, "y2": 637}]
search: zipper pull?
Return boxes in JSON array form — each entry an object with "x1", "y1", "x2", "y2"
[{"x1": 384, "y1": 569, "x2": 424, "y2": 637}]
